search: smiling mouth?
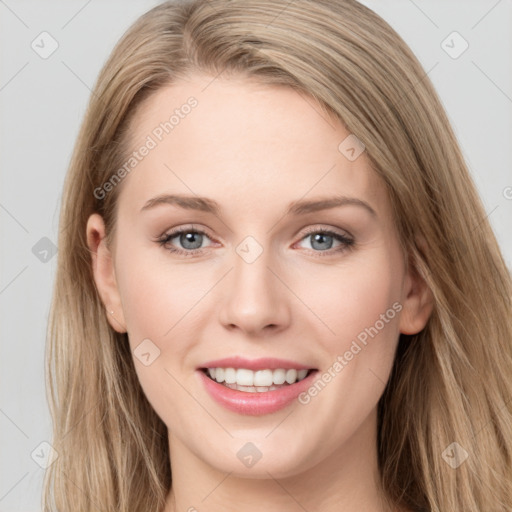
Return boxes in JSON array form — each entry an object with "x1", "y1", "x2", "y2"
[{"x1": 200, "y1": 367, "x2": 317, "y2": 393}]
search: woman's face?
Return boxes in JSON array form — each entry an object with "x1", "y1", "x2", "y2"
[{"x1": 88, "y1": 73, "x2": 432, "y2": 478}]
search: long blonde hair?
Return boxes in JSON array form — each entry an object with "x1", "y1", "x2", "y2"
[{"x1": 44, "y1": 1, "x2": 512, "y2": 510}]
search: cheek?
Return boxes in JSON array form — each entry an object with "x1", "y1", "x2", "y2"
[
  {"x1": 287, "y1": 251, "x2": 404, "y2": 452},
  {"x1": 294, "y1": 246, "x2": 403, "y2": 352},
  {"x1": 113, "y1": 247, "x2": 211, "y2": 423},
  {"x1": 115, "y1": 241, "x2": 211, "y2": 341}
]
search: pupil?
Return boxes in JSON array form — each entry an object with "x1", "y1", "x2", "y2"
[
  {"x1": 311, "y1": 233, "x2": 333, "y2": 251},
  {"x1": 181, "y1": 232, "x2": 203, "y2": 250}
]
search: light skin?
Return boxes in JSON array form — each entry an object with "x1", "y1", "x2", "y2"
[{"x1": 87, "y1": 73, "x2": 433, "y2": 512}]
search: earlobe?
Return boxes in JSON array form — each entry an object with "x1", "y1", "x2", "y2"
[{"x1": 86, "y1": 213, "x2": 127, "y2": 333}]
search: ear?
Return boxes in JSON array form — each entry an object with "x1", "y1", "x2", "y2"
[
  {"x1": 399, "y1": 241, "x2": 434, "y2": 335},
  {"x1": 86, "y1": 213, "x2": 127, "y2": 333}
]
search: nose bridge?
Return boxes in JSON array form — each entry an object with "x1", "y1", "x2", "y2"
[
  {"x1": 233, "y1": 246, "x2": 273, "y2": 297},
  {"x1": 218, "y1": 235, "x2": 290, "y2": 334}
]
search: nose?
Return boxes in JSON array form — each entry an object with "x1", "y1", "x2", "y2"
[{"x1": 218, "y1": 246, "x2": 291, "y2": 337}]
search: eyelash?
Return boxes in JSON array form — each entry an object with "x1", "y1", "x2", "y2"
[{"x1": 156, "y1": 226, "x2": 355, "y2": 258}]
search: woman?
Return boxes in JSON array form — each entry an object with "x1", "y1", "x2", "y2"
[{"x1": 44, "y1": 0, "x2": 512, "y2": 511}]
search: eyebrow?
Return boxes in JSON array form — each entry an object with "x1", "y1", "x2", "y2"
[{"x1": 140, "y1": 193, "x2": 377, "y2": 218}]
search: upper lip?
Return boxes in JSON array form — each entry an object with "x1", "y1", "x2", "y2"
[{"x1": 199, "y1": 356, "x2": 316, "y2": 371}]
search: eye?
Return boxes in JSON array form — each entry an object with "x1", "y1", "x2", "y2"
[
  {"x1": 295, "y1": 228, "x2": 354, "y2": 256},
  {"x1": 156, "y1": 225, "x2": 355, "y2": 258},
  {"x1": 157, "y1": 226, "x2": 215, "y2": 256}
]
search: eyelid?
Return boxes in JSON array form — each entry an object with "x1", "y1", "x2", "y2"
[
  {"x1": 158, "y1": 223, "x2": 214, "y2": 240},
  {"x1": 297, "y1": 224, "x2": 354, "y2": 240}
]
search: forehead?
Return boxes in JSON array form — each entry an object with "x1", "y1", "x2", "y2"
[{"x1": 117, "y1": 73, "x2": 387, "y2": 218}]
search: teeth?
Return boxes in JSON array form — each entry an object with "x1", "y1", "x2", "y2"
[
  {"x1": 236, "y1": 368, "x2": 254, "y2": 386},
  {"x1": 285, "y1": 369, "x2": 297, "y2": 384},
  {"x1": 215, "y1": 368, "x2": 224, "y2": 383},
  {"x1": 297, "y1": 369, "x2": 308, "y2": 380},
  {"x1": 254, "y1": 369, "x2": 272, "y2": 387},
  {"x1": 208, "y1": 367, "x2": 311, "y2": 387},
  {"x1": 224, "y1": 367, "x2": 236, "y2": 384},
  {"x1": 273, "y1": 369, "x2": 286, "y2": 385},
  {"x1": 224, "y1": 383, "x2": 282, "y2": 392}
]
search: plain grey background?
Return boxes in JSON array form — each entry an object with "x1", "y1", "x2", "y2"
[{"x1": 1, "y1": 1, "x2": 511, "y2": 510}]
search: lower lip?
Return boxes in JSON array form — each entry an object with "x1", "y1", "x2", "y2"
[{"x1": 197, "y1": 369, "x2": 318, "y2": 416}]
